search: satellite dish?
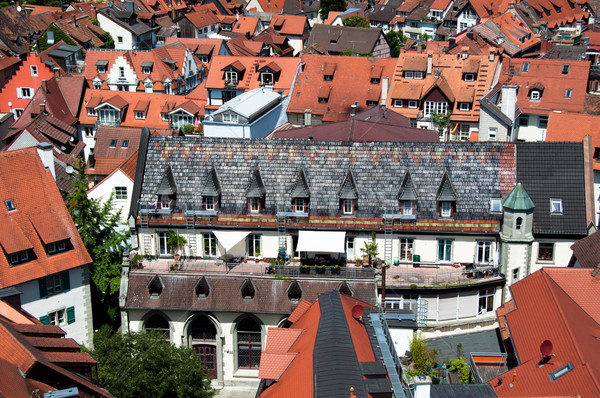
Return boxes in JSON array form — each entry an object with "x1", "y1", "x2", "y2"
[
  {"x1": 65, "y1": 165, "x2": 74, "y2": 174},
  {"x1": 540, "y1": 340, "x2": 553, "y2": 357},
  {"x1": 351, "y1": 304, "x2": 364, "y2": 319},
  {"x1": 17, "y1": 5, "x2": 21, "y2": 12}
]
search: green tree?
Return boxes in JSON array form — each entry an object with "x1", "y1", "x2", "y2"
[
  {"x1": 92, "y1": 327, "x2": 215, "y2": 398},
  {"x1": 360, "y1": 231, "x2": 378, "y2": 266},
  {"x1": 181, "y1": 124, "x2": 195, "y2": 135},
  {"x1": 319, "y1": 0, "x2": 347, "y2": 21},
  {"x1": 406, "y1": 333, "x2": 437, "y2": 377},
  {"x1": 67, "y1": 161, "x2": 129, "y2": 329},
  {"x1": 450, "y1": 357, "x2": 470, "y2": 383},
  {"x1": 343, "y1": 15, "x2": 368, "y2": 27},
  {"x1": 386, "y1": 30, "x2": 406, "y2": 57}
]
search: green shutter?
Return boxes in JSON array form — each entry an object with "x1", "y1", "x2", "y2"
[
  {"x1": 66, "y1": 306, "x2": 75, "y2": 324},
  {"x1": 38, "y1": 278, "x2": 47, "y2": 299},
  {"x1": 40, "y1": 315, "x2": 49, "y2": 325},
  {"x1": 61, "y1": 271, "x2": 70, "y2": 293}
]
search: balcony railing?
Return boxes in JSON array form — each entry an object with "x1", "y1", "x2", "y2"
[
  {"x1": 385, "y1": 267, "x2": 502, "y2": 287},
  {"x1": 273, "y1": 265, "x2": 375, "y2": 279}
]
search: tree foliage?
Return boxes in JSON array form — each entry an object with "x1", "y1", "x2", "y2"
[
  {"x1": 319, "y1": 0, "x2": 347, "y2": 21},
  {"x1": 343, "y1": 15, "x2": 368, "y2": 27},
  {"x1": 406, "y1": 333, "x2": 437, "y2": 377},
  {"x1": 67, "y1": 161, "x2": 129, "y2": 328},
  {"x1": 37, "y1": 25, "x2": 76, "y2": 52},
  {"x1": 450, "y1": 357, "x2": 470, "y2": 384},
  {"x1": 360, "y1": 231, "x2": 378, "y2": 266},
  {"x1": 92, "y1": 327, "x2": 215, "y2": 398},
  {"x1": 386, "y1": 30, "x2": 406, "y2": 58}
]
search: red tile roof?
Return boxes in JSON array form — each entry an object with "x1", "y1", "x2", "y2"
[
  {"x1": 546, "y1": 112, "x2": 600, "y2": 170},
  {"x1": 0, "y1": 149, "x2": 92, "y2": 289},
  {"x1": 270, "y1": 14, "x2": 308, "y2": 36},
  {"x1": 265, "y1": 327, "x2": 303, "y2": 353},
  {"x1": 491, "y1": 268, "x2": 600, "y2": 397}
]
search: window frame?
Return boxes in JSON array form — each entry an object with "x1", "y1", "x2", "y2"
[
  {"x1": 203, "y1": 233, "x2": 217, "y2": 257},
  {"x1": 476, "y1": 240, "x2": 493, "y2": 264},
  {"x1": 135, "y1": 111, "x2": 146, "y2": 120},
  {"x1": 490, "y1": 198, "x2": 502, "y2": 213},
  {"x1": 459, "y1": 102, "x2": 470, "y2": 111},
  {"x1": 530, "y1": 90, "x2": 541, "y2": 101},
  {"x1": 225, "y1": 71, "x2": 238, "y2": 84},
  {"x1": 342, "y1": 199, "x2": 354, "y2": 215},
  {"x1": 237, "y1": 321, "x2": 261, "y2": 369},
  {"x1": 538, "y1": 116, "x2": 548, "y2": 129},
  {"x1": 522, "y1": 62, "x2": 530, "y2": 72},
  {"x1": 408, "y1": 100, "x2": 418, "y2": 109},
  {"x1": 565, "y1": 89, "x2": 572, "y2": 98},
  {"x1": 464, "y1": 73, "x2": 475, "y2": 81},
  {"x1": 478, "y1": 288, "x2": 495, "y2": 314},
  {"x1": 31, "y1": 65, "x2": 38, "y2": 76},
  {"x1": 399, "y1": 238, "x2": 414, "y2": 261},
  {"x1": 48, "y1": 309, "x2": 66, "y2": 326},
  {"x1": 402, "y1": 200, "x2": 414, "y2": 215},
  {"x1": 561, "y1": 64, "x2": 570, "y2": 74},
  {"x1": 249, "y1": 197, "x2": 261, "y2": 213},
  {"x1": 440, "y1": 201, "x2": 453, "y2": 217},
  {"x1": 392, "y1": 99, "x2": 403, "y2": 107},
  {"x1": 294, "y1": 198, "x2": 307, "y2": 213},
  {"x1": 550, "y1": 198, "x2": 563, "y2": 214},
  {"x1": 114, "y1": 186, "x2": 127, "y2": 200},
  {"x1": 537, "y1": 242, "x2": 554, "y2": 262},
  {"x1": 204, "y1": 196, "x2": 216, "y2": 211},
  {"x1": 437, "y1": 239, "x2": 452, "y2": 262},
  {"x1": 46, "y1": 273, "x2": 62, "y2": 296}
]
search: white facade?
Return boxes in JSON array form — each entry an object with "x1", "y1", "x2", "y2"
[
  {"x1": 515, "y1": 114, "x2": 549, "y2": 141},
  {"x1": 88, "y1": 169, "x2": 134, "y2": 227},
  {"x1": 106, "y1": 55, "x2": 138, "y2": 91},
  {"x1": 20, "y1": 266, "x2": 94, "y2": 348},
  {"x1": 98, "y1": 13, "x2": 135, "y2": 50},
  {"x1": 456, "y1": 6, "x2": 478, "y2": 33}
]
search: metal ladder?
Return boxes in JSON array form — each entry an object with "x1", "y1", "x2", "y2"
[
  {"x1": 185, "y1": 204, "x2": 196, "y2": 258},
  {"x1": 140, "y1": 201, "x2": 152, "y2": 257},
  {"x1": 417, "y1": 298, "x2": 428, "y2": 328},
  {"x1": 384, "y1": 215, "x2": 393, "y2": 265},
  {"x1": 277, "y1": 214, "x2": 287, "y2": 257}
]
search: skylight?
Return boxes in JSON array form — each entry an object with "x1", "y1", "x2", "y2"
[{"x1": 4, "y1": 199, "x2": 15, "y2": 211}]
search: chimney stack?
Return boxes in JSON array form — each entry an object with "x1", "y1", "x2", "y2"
[
  {"x1": 500, "y1": 84, "x2": 518, "y2": 123},
  {"x1": 36, "y1": 142, "x2": 56, "y2": 180},
  {"x1": 40, "y1": 100, "x2": 46, "y2": 114},
  {"x1": 381, "y1": 76, "x2": 388, "y2": 106},
  {"x1": 427, "y1": 54, "x2": 433, "y2": 75},
  {"x1": 413, "y1": 375, "x2": 432, "y2": 398}
]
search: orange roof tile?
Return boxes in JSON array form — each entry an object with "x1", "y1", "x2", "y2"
[
  {"x1": 0, "y1": 149, "x2": 92, "y2": 289},
  {"x1": 287, "y1": 299, "x2": 311, "y2": 323},
  {"x1": 546, "y1": 112, "x2": 600, "y2": 170},
  {"x1": 258, "y1": 352, "x2": 297, "y2": 380},
  {"x1": 265, "y1": 328, "x2": 303, "y2": 353},
  {"x1": 270, "y1": 14, "x2": 308, "y2": 36},
  {"x1": 29, "y1": 213, "x2": 72, "y2": 244}
]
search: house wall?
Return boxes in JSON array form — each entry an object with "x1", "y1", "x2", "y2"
[
  {"x1": 372, "y1": 32, "x2": 391, "y2": 59},
  {"x1": 20, "y1": 266, "x2": 94, "y2": 348},
  {"x1": 479, "y1": 106, "x2": 511, "y2": 142},
  {"x1": 515, "y1": 114, "x2": 547, "y2": 141},
  {"x1": 500, "y1": 242, "x2": 530, "y2": 302},
  {"x1": 456, "y1": 9, "x2": 478, "y2": 33},
  {"x1": 88, "y1": 170, "x2": 134, "y2": 227},
  {"x1": 106, "y1": 55, "x2": 138, "y2": 91},
  {"x1": 98, "y1": 13, "x2": 134, "y2": 50},
  {"x1": 204, "y1": 102, "x2": 284, "y2": 139},
  {"x1": 79, "y1": 124, "x2": 95, "y2": 160},
  {"x1": 529, "y1": 239, "x2": 574, "y2": 273},
  {"x1": 389, "y1": 327, "x2": 414, "y2": 356},
  {"x1": 286, "y1": 35, "x2": 305, "y2": 56},
  {"x1": 126, "y1": 308, "x2": 283, "y2": 387}
]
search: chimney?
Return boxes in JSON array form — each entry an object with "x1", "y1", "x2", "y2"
[
  {"x1": 41, "y1": 79, "x2": 48, "y2": 93},
  {"x1": 413, "y1": 375, "x2": 431, "y2": 398},
  {"x1": 304, "y1": 109, "x2": 312, "y2": 126},
  {"x1": 126, "y1": 0, "x2": 134, "y2": 12},
  {"x1": 417, "y1": 45, "x2": 423, "y2": 54},
  {"x1": 427, "y1": 54, "x2": 433, "y2": 75},
  {"x1": 36, "y1": 142, "x2": 56, "y2": 180},
  {"x1": 500, "y1": 84, "x2": 518, "y2": 123},
  {"x1": 489, "y1": 49, "x2": 495, "y2": 62},
  {"x1": 448, "y1": 37, "x2": 456, "y2": 48},
  {"x1": 246, "y1": 30, "x2": 251, "y2": 39},
  {"x1": 381, "y1": 76, "x2": 389, "y2": 106}
]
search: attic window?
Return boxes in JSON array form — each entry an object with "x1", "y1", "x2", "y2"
[
  {"x1": 4, "y1": 199, "x2": 15, "y2": 211},
  {"x1": 440, "y1": 201, "x2": 453, "y2": 217},
  {"x1": 324, "y1": 74, "x2": 333, "y2": 81},
  {"x1": 464, "y1": 73, "x2": 475, "y2": 81},
  {"x1": 122, "y1": 139, "x2": 129, "y2": 148},
  {"x1": 490, "y1": 199, "x2": 502, "y2": 213},
  {"x1": 195, "y1": 276, "x2": 210, "y2": 298},
  {"x1": 522, "y1": 62, "x2": 530, "y2": 72},
  {"x1": 287, "y1": 280, "x2": 302, "y2": 302},
  {"x1": 109, "y1": 139, "x2": 117, "y2": 147},
  {"x1": 565, "y1": 89, "x2": 572, "y2": 98},
  {"x1": 549, "y1": 362, "x2": 574, "y2": 381},
  {"x1": 241, "y1": 279, "x2": 255, "y2": 299},
  {"x1": 261, "y1": 72, "x2": 274, "y2": 85},
  {"x1": 530, "y1": 90, "x2": 541, "y2": 101},
  {"x1": 148, "y1": 276, "x2": 163, "y2": 297},
  {"x1": 370, "y1": 77, "x2": 380, "y2": 84},
  {"x1": 562, "y1": 64, "x2": 570, "y2": 74},
  {"x1": 550, "y1": 198, "x2": 563, "y2": 214}
]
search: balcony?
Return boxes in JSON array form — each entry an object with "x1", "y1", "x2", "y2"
[
  {"x1": 590, "y1": 64, "x2": 600, "y2": 77},
  {"x1": 383, "y1": 262, "x2": 503, "y2": 288},
  {"x1": 95, "y1": 119, "x2": 120, "y2": 128}
]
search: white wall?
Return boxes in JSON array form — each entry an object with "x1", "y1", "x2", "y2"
[
  {"x1": 20, "y1": 266, "x2": 94, "y2": 348},
  {"x1": 529, "y1": 239, "x2": 574, "y2": 273},
  {"x1": 515, "y1": 114, "x2": 547, "y2": 141},
  {"x1": 88, "y1": 169, "x2": 134, "y2": 227},
  {"x1": 389, "y1": 328, "x2": 414, "y2": 356},
  {"x1": 106, "y1": 55, "x2": 138, "y2": 90},
  {"x1": 98, "y1": 13, "x2": 134, "y2": 50}
]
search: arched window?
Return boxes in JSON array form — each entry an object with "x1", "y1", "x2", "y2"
[
  {"x1": 516, "y1": 217, "x2": 523, "y2": 231},
  {"x1": 145, "y1": 314, "x2": 170, "y2": 343},
  {"x1": 237, "y1": 317, "x2": 261, "y2": 369},
  {"x1": 190, "y1": 315, "x2": 217, "y2": 378}
]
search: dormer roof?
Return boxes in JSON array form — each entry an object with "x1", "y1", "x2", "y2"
[
  {"x1": 246, "y1": 168, "x2": 266, "y2": 198},
  {"x1": 398, "y1": 170, "x2": 419, "y2": 201},
  {"x1": 437, "y1": 171, "x2": 457, "y2": 201},
  {"x1": 156, "y1": 166, "x2": 177, "y2": 195},
  {"x1": 339, "y1": 170, "x2": 358, "y2": 200},
  {"x1": 202, "y1": 166, "x2": 222, "y2": 196},
  {"x1": 290, "y1": 168, "x2": 310, "y2": 198}
]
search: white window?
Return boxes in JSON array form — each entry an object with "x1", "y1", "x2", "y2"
[
  {"x1": 550, "y1": 198, "x2": 563, "y2": 214},
  {"x1": 414, "y1": 71, "x2": 423, "y2": 79},
  {"x1": 490, "y1": 198, "x2": 502, "y2": 213},
  {"x1": 222, "y1": 113, "x2": 238, "y2": 123},
  {"x1": 204, "y1": 196, "x2": 215, "y2": 211},
  {"x1": 47, "y1": 242, "x2": 57, "y2": 254},
  {"x1": 164, "y1": 82, "x2": 172, "y2": 94},
  {"x1": 402, "y1": 201, "x2": 413, "y2": 215},
  {"x1": 87, "y1": 108, "x2": 97, "y2": 116},
  {"x1": 57, "y1": 240, "x2": 66, "y2": 252},
  {"x1": 399, "y1": 238, "x2": 413, "y2": 261},
  {"x1": 530, "y1": 90, "x2": 540, "y2": 101},
  {"x1": 405, "y1": 71, "x2": 414, "y2": 79},
  {"x1": 145, "y1": 82, "x2": 153, "y2": 92},
  {"x1": 441, "y1": 202, "x2": 452, "y2": 217},
  {"x1": 458, "y1": 124, "x2": 470, "y2": 141},
  {"x1": 249, "y1": 198, "x2": 260, "y2": 213},
  {"x1": 488, "y1": 127, "x2": 497, "y2": 141},
  {"x1": 225, "y1": 71, "x2": 238, "y2": 84},
  {"x1": 201, "y1": 56, "x2": 209, "y2": 63},
  {"x1": 135, "y1": 111, "x2": 146, "y2": 120},
  {"x1": 114, "y1": 186, "x2": 127, "y2": 200},
  {"x1": 14, "y1": 109, "x2": 23, "y2": 118},
  {"x1": 294, "y1": 198, "x2": 307, "y2": 213},
  {"x1": 85, "y1": 128, "x2": 93, "y2": 137},
  {"x1": 161, "y1": 113, "x2": 169, "y2": 122},
  {"x1": 393, "y1": 99, "x2": 403, "y2": 107},
  {"x1": 143, "y1": 66, "x2": 151, "y2": 74},
  {"x1": 565, "y1": 89, "x2": 572, "y2": 98},
  {"x1": 477, "y1": 241, "x2": 493, "y2": 264},
  {"x1": 49, "y1": 309, "x2": 65, "y2": 326},
  {"x1": 20, "y1": 250, "x2": 28, "y2": 261},
  {"x1": 408, "y1": 100, "x2": 417, "y2": 108},
  {"x1": 478, "y1": 288, "x2": 494, "y2": 314},
  {"x1": 261, "y1": 72, "x2": 274, "y2": 85},
  {"x1": 436, "y1": 102, "x2": 448, "y2": 115},
  {"x1": 159, "y1": 195, "x2": 171, "y2": 209},
  {"x1": 516, "y1": 217, "x2": 523, "y2": 231},
  {"x1": 459, "y1": 102, "x2": 470, "y2": 111},
  {"x1": 438, "y1": 239, "x2": 452, "y2": 262},
  {"x1": 424, "y1": 101, "x2": 435, "y2": 116},
  {"x1": 203, "y1": 233, "x2": 217, "y2": 256},
  {"x1": 342, "y1": 199, "x2": 354, "y2": 214},
  {"x1": 19, "y1": 87, "x2": 32, "y2": 98},
  {"x1": 31, "y1": 65, "x2": 38, "y2": 76},
  {"x1": 248, "y1": 234, "x2": 261, "y2": 257},
  {"x1": 93, "y1": 81, "x2": 102, "y2": 89},
  {"x1": 464, "y1": 73, "x2": 475, "y2": 81},
  {"x1": 97, "y1": 65, "x2": 106, "y2": 73}
]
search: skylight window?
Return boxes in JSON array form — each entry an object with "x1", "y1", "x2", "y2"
[
  {"x1": 549, "y1": 362, "x2": 574, "y2": 381},
  {"x1": 4, "y1": 199, "x2": 15, "y2": 211},
  {"x1": 109, "y1": 139, "x2": 117, "y2": 147},
  {"x1": 490, "y1": 198, "x2": 502, "y2": 213},
  {"x1": 550, "y1": 199, "x2": 563, "y2": 214},
  {"x1": 122, "y1": 139, "x2": 129, "y2": 148}
]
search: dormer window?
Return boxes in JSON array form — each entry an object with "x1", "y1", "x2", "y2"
[
  {"x1": 440, "y1": 201, "x2": 453, "y2": 217},
  {"x1": 96, "y1": 60, "x2": 107, "y2": 73},
  {"x1": 240, "y1": 279, "x2": 256, "y2": 299},
  {"x1": 318, "y1": 96, "x2": 328, "y2": 103},
  {"x1": 294, "y1": 198, "x2": 307, "y2": 213},
  {"x1": 47, "y1": 239, "x2": 68, "y2": 255},
  {"x1": 143, "y1": 66, "x2": 151, "y2": 74},
  {"x1": 159, "y1": 195, "x2": 172, "y2": 210},
  {"x1": 464, "y1": 73, "x2": 475, "y2": 81},
  {"x1": 222, "y1": 113, "x2": 238, "y2": 123},
  {"x1": 341, "y1": 199, "x2": 355, "y2": 215},
  {"x1": 371, "y1": 77, "x2": 380, "y2": 84},
  {"x1": 4, "y1": 199, "x2": 15, "y2": 211},
  {"x1": 550, "y1": 198, "x2": 563, "y2": 214},
  {"x1": 261, "y1": 72, "x2": 273, "y2": 85},
  {"x1": 135, "y1": 111, "x2": 146, "y2": 120},
  {"x1": 459, "y1": 102, "x2": 470, "y2": 111},
  {"x1": 248, "y1": 197, "x2": 262, "y2": 213},
  {"x1": 225, "y1": 71, "x2": 238, "y2": 85},
  {"x1": 490, "y1": 198, "x2": 502, "y2": 213},
  {"x1": 203, "y1": 196, "x2": 216, "y2": 211},
  {"x1": 530, "y1": 90, "x2": 541, "y2": 101},
  {"x1": 9, "y1": 249, "x2": 29, "y2": 265},
  {"x1": 401, "y1": 201, "x2": 414, "y2": 215},
  {"x1": 87, "y1": 107, "x2": 97, "y2": 116}
]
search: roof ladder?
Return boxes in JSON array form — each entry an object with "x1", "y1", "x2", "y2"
[
  {"x1": 277, "y1": 214, "x2": 287, "y2": 257},
  {"x1": 185, "y1": 203, "x2": 196, "y2": 259},
  {"x1": 384, "y1": 213, "x2": 393, "y2": 266},
  {"x1": 140, "y1": 200, "x2": 152, "y2": 258},
  {"x1": 417, "y1": 298, "x2": 428, "y2": 328},
  {"x1": 370, "y1": 312, "x2": 407, "y2": 398}
]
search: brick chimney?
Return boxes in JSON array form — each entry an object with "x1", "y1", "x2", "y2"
[{"x1": 36, "y1": 142, "x2": 55, "y2": 180}]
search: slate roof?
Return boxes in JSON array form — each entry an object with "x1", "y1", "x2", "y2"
[
  {"x1": 306, "y1": 25, "x2": 385, "y2": 55},
  {"x1": 516, "y1": 142, "x2": 588, "y2": 236},
  {"x1": 139, "y1": 136, "x2": 516, "y2": 224},
  {"x1": 124, "y1": 273, "x2": 377, "y2": 311},
  {"x1": 431, "y1": 384, "x2": 498, "y2": 397}
]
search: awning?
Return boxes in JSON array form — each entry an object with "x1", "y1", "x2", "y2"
[
  {"x1": 296, "y1": 231, "x2": 346, "y2": 253},
  {"x1": 213, "y1": 230, "x2": 251, "y2": 252}
]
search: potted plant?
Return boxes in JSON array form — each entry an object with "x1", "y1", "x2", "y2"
[
  {"x1": 167, "y1": 230, "x2": 187, "y2": 261},
  {"x1": 331, "y1": 264, "x2": 341, "y2": 275},
  {"x1": 360, "y1": 232, "x2": 379, "y2": 267},
  {"x1": 300, "y1": 264, "x2": 310, "y2": 274},
  {"x1": 131, "y1": 253, "x2": 143, "y2": 269},
  {"x1": 316, "y1": 264, "x2": 326, "y2": 274},
  {"x1": 254, "y1": 250, "x2": 261, "y2": 263},
  {"x1": 169, "y1": 262, "x2": 178, "y2": 271}
]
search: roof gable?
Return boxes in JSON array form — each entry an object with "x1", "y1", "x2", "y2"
[
  {"x1": 156, "y1": 165, "x2": 177, "y2": 195},
  {"x1": 398, "y1": 170, "x2": 418, "y2": 201},
  {"x1": 436, "y1": 171, "x2": 457, "y2": 201},
  {"x1": 339, "y1": 169, "x2": 358, "y2": 199},
  {"x1": 246, "y1": 168, "x2": 266, "y2": 198},
  {"x1": 202, "y1": 166, "x2": 222, "y2": 196},
  {"x1": 289, "y1": 168, "x2": 310, "y2": 198}
]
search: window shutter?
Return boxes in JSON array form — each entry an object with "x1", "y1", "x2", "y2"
[
  {"x1": 40, "y1": 315, "x2": 49, "y2": 325},
  {"x1": 341, "y1": 201, "x2": 344, "y2": 213},
  {"x1": 248, "y1": 199, "x2": 251, "y2": 213},
  {"x1": 61, "y1": 271, "x2": 70, "y2": 293},
  {"x1": 258, "y1": 199, "x2": 262, "y2": 212},
  {"x1": 66, "y1": 306, "x2": 76, "y2": 324},
  {"x1": 39, "y1": 278, "x2": 48, "y2": 299}
]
